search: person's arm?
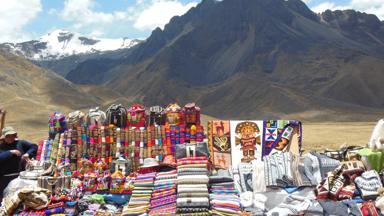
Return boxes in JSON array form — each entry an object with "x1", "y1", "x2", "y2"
[
  {"x1": 0, "y1": 150, "x2": 13, "y2": 163},
  {"x1": 20, "y1": 140, "x2": 38, "y2": 158}
]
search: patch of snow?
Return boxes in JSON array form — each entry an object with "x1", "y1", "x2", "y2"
[{"x1": 2, "y1": 29, "x2": 141, "y2": 60}]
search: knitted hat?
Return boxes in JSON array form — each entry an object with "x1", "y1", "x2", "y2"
[{"x1": 355, "y1": 170, "x2": 383, "y2": 200}]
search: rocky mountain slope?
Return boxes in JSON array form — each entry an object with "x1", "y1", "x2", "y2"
[
  {"x1": 63, "y1": 0, "x2": 384, "y2": 120},
  {"x1": 4, "y1": 0, "x2": 384, "y2": 121}
]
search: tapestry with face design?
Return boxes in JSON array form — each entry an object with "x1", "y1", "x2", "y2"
[
  {"x1": 208, "y1": 120, "x2": 231, "y2": 169},
  {"x1": 230, "y1": 120, "x2": 263, "y2": 168}
]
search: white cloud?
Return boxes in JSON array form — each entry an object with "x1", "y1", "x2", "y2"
[
  {"x1": 134, "y1": 0, "x2": 198, "y2": 31},
  {"x1": 50, "y1": 0, "x2": 139, "y2": 37},
  {"x1": 0, "y1": 0, "x2": 42, "y2": 42},
  {"x1": 48, "y1": 8, "x2": 57, "y2": 15},
  {"x1": 349, "y1": 0, "x2": 384, "y2": 10},
  {"x1": 136, "y1": 0, "x2": 146, "y2": 4},
  {"x1": 349, "y1": 0, "x2": 384, "y2": 19},
  {"x1": 301, "y1": 0, "x2": 311, "y2": 4},
  {"x1": 45, "y1": 0, "x2": 198, "y2": 39},
  {"x1": 311, "y1": 0, "x2": 384, "y2": 20},
  {"x1": 58, "y1": 0, "x2": 118, "y2": 26},
  {"x1": 89, "y1": 29, "x2": 105, "y2": 37},
  {"x1": 311, "y1": 2, "x2": 338, "y2": 13}
]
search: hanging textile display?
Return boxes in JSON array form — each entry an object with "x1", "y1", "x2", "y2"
[
  {"x1": 230, "y1": 121, "x2": 263, "y2": 168},
  {"x1": 208, "y1": 120, "x2": 231, "y2": 169}
]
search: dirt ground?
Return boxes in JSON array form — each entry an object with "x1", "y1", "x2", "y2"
[{"x1": 302, "y1": 122, "x2": 376, "y2": 151}]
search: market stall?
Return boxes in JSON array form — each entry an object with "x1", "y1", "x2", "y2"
[{"x1": 1, "y1": 102, "x2": 382, "y2": 216}]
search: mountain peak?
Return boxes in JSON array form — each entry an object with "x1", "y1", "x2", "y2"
[
  {"x1": 320, "y1": 9, "x2": 384, "y2": 46},
  {"x1": 321, "y1": 9, "x2": 382, "y2": 27},
  {"x1": 284, "y1": 0, "x2": 318, "y2": 21},
  {"x1": 199, "y1": 0, "x2": 217, "y2": 7},
  {"x1": 0, "y1": 29, "x2": 143, "y2": 60}
]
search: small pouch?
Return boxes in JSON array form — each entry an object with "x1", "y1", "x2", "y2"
[
  {"x1": 341, "y1": 160, "x2": 365, "y2": 178},
  {"x1": 47, "y1": 202, "x2": 65, "y2": 209}
]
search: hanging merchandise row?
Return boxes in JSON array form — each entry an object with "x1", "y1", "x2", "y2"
[
  {"x1": 48, "y1": 103, "x2": 201, "y2": 136},
  {"x1": 38, "y1": 123, "x2": 204, "y2": 173}
]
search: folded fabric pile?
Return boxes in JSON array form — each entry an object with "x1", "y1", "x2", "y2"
[
  {"x1": 319, "y1": 200, "x2": 363, "y2": 216},
  {"x1": 122, "y1": 172, "x2": 156, "y2": 216},
  {"x1": 304, "y1": 151, "x2": 341, "y2": 185},
  {"x1": 209, "y1": 173, "x2": 241, "y2": 215},
  {"x1": 267, "y1": 194, "x2": 324, "y2": 216},
  {"x1": 316, "y1": 161, "x2": 368, "y2": 201},
  {"x1": 177, "y1": 156, "x2": 210, "y2": 215},
  {"x1": 149, "y1": 170, "x2": 178, "y2": 215},
  {"x1": 316, "y1": 164, "x2": 357, "y2": 201},
  {"x1": 264, "y1": 152, "x2": 312, "y2": 188}
]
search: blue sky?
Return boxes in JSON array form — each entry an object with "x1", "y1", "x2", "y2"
[{"x1": 0, "y1": 0, "x2": 383, "y2": 43}]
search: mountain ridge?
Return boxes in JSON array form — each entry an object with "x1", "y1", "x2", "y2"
[
  {"x1": 64, "y1": 0, "x2": 384, "y2": 120},
  {"x1": 4, "y1": 0, "x2": 384, "y2": 121}
]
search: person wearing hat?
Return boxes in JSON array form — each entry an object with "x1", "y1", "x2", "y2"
[{"x1": 0, "y1": 126, "x2": 38, "y2": 199}]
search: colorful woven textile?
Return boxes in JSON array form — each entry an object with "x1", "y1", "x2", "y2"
[
  {"x1": 209, "y1": 175, "x2": 241, "y2": 216},
  {"x1": 149, "y1": 170, "x2": 178, "y2": 215},
  {"x1": 123, "y1": 172, "x2": 156, "y2": 215},
  {"x1": 176, "y1": 157, "x2": 209, "y2": 214}
]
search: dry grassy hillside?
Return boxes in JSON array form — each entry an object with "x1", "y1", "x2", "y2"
[
  {"x1": 0, "y1": 51, "x2": 380, "y2": 150},
  {"x1": 302, "y1": 122, "x2": 376, "y2": 151},
  {"x1": 0, "y1": 51, "x2": 128, "y2": 141}
]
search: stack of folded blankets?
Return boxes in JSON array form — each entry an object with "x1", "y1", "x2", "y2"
[
  {"x1": 149, "y1": 170, "x2": 178, "y2": 215},
  {"x1": 209, "y1": 172, "x2": 241, "y2": 215},
  {"x1": 264, "y1": 152, "x2": 317, "y2": 188},
  {"x1": 177, "y1": 156, "x2": 210, "y2": 215},
  {"x1": 122, "y1": 172, "x2": 156, "y2": 216}
]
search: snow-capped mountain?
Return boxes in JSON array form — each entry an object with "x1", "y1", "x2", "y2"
[{"x1": 1, "y1": 30, "x2": 142, "y2": 60}]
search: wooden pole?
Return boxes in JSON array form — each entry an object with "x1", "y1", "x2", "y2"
[{"x1": 0, "y1": 108, "x2": 6, "y2": 137}]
